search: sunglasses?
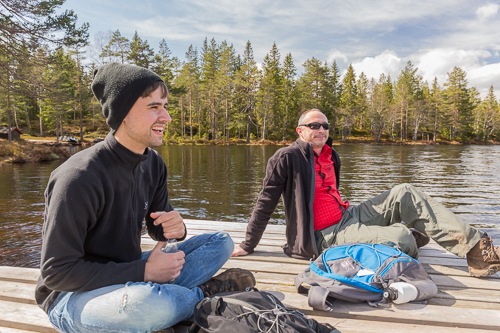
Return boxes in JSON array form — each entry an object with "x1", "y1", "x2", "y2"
[{"x1": 299, "y1": 122, "x2": 330, "y2": 130}]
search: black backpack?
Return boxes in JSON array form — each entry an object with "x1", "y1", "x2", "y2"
[{"x1": 188, "y1": 289, "x2": 336, "y2": 333}]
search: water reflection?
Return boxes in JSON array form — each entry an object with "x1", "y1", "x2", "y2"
[{"x1": 0, "y1": 144, "x2": 499, "y2": 267}]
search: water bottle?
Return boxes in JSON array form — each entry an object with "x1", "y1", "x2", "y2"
[
  {"x1": 162, "y1": 239, "x2": 178, "y2": 253},
  {"x1": 383, "y1": 282, "x2": 418, "y2": 304},
  {"x1": 162, "y1": 239, "x2": 178, "y2": 282}
]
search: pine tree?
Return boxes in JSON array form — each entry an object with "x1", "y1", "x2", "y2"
[
  {"x1": 430, "y1": 77, "x2": 444, "y2": 142},
  {"x1": 356, "y1": 72, "x2": 369, "y2": 133},
  {"x1": 394, "y1": 61, "x2": 418, "y2": 141},
  {"x1": 235, "y1": 41, "x2": 259, "y2": 143},
  {"x1": 477, "y1": 85, "x2": 498, "y2": 142},
  {"x1": 176, "y1": 45, "x2": 200, "y2": 139},
  {"x1": 281, "y1": 53, "x2": 297, "y2": 141},
  {"x1": 257, "y1": 42, "x2": 282, "y2": 140},
  {"x1": 340, "y1": 64, "x2": 357, "y2": 140},
  {"x1": 443, "y1": 67, "x2": 474, "y2": 140},
  {"x1": 200, "y1": 38, "x2": 220, "y2": 139},
  {"x1": 217, "y1": 41, "x2": 237, "y2": 140},
  {"x1": 128, "y1": 31, "x2": 154, "y2": 68},
  {"x1": 102, "y1": 30, "x2": 130, "y2": 64},
  {"x1": 152, "y1": 39, "x2": 179, "y2": 87},
  {"x1": 298, "y1": 57, "x2": 328, "y2": 110}
]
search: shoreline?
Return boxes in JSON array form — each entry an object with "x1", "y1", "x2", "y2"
[{"x1": 1, "y1": 136, "x2": 498, "y2": 166}]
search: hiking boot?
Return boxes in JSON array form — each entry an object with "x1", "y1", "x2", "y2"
[
  {"x1": 197, "y1": 268, "x2": 256, "y2": 297},
  {"x1": 410, "y1": 228, "x2": 430, "y2": 248},
  {"x1": 467, "y1": 257, "x2": 500, "y2": 277},
  {"x1": 467, "y1": 233, "x2": 500, "y2": 277}
]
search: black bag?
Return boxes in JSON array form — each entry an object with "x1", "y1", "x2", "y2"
[{"x1": 188, "y1": 289, "x2": 336, "y2": 333}]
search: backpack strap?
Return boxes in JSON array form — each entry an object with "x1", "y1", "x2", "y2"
[
  {"x1": 308, "y1": 286, "x2": 335, "y2": 311},
  {"x1": 209, "y1": 296, "x2": 223, "y2": 315}
]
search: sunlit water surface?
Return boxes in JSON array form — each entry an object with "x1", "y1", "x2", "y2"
[{"x1": 1, "y1": 144, "x2": 499, "y2": 267}]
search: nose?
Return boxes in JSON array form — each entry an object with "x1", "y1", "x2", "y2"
[{"x1": 160, "y1": 107, "x2": 172, "y2": 123}]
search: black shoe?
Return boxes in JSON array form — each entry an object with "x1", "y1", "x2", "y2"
[
  {"x1": 197, "y1": 268, "x2": 256, "y2": 297},
  {"x1": 410, "y1": 228, "x2": 430, "y2": 248}
]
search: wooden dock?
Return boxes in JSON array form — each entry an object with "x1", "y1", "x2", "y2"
[{"x1": 1, "y1": 219, "x2": 500, "y2": 332}]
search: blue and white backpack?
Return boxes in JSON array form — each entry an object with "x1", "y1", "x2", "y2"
[{"x1": 294, "y1": 243, "x2": 438, "y2": 310}]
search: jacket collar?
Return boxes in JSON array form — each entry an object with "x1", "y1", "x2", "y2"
[
  {"x1": 294, "y1": 137, "x2": 334, "y2": 159},
  {"x1": 103, "y1": 132, "x2": 148, "y2": 168}
]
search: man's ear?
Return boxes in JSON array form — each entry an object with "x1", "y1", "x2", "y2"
[{"x1": 296, "y1": 127, "x2": 303, "y2": 137}]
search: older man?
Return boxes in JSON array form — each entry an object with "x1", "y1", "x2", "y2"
[
  {"x1": 36, "y1": 63, "x2": 254, "y2": 333},
  {"x1": 233, "y1": 108, "x2": 500, "y2": 278}
]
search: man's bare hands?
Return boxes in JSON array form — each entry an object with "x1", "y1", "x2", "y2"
[
  {"x1": 144, "y1": 241, "x2": 185, "y2": 283},
  {"x1": 151, "y1": 211, "x2": 185, "y2": 239},
  {"x1": 232, "y1": 244, "x2": 249, "y2": 257}
]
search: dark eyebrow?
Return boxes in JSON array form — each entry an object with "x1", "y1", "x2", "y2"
[{"x1": 147, "y1": 102, "x2": 168, "y2": 107}]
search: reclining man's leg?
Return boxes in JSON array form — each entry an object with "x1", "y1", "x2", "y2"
[
  {"x1": 318, "y1": 183, "x2": 482, "y2": 260},
  {"x1": 350, "y1": 183, "x2": 482, "y2": 258}
]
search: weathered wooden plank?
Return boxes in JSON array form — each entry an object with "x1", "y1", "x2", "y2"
[
  {"x1": 0, "y1": 300, "x2": 55, "y2": 332},
  {"x1": 280, "y1": 292, "x2": 500, "y2": 331},
  {"x1": 0, "y1": 280, "x2": 37, "y2": 305},
  {"x1": 308, "y1": 317, "x2": 492, "y2": 333},
  {"x1": 0, "y1": 267, "x2": 39, "y2": 284},
  {"x1": 0, "y1": 328, "x2": 50, "y2": 333},
  {"x1": 183, "y1": 219, "x2": 285, "y2": 233}
]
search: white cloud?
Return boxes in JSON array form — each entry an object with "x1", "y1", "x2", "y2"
[
  {"x1": 476, "y1": 3, "x2": 500, "y2": 21},
  {"x1": 468, "y1": 63, "x2": 500, "y2": 91},
  {"x1": 327, "y1": 49, "x2": 348, "y2": 63},
  {"x1": 351, "y1": 50, "x2": 403, "y2": 80},
  {"x1": 342, "y1": 48, "x2": 500, "y2": 98},
  {"x1": 415, "y1": 49, "x2": 492, "y2": 81}
]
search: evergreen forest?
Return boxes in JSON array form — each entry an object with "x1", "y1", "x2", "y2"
[{"x1": 1, "y1": 1, "x2": 499, "y2": 144}]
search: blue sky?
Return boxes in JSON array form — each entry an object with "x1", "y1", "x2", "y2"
[{"x1": 64, "y1": 0, "x2": 500, "y2": 97}]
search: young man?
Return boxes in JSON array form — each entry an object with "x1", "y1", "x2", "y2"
[
  {"x1": 232, "y1": 108, "x2": 500, "y2": 278},
  {"x1": 36, "y1": 63, "x2": 255, "y2": 332}
]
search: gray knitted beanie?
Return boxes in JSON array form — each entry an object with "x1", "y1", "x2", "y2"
[{"x1": 92, "y1": 63, "x2": 163, "y2": 132}]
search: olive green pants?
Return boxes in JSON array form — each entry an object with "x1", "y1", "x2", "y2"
[{"x1": 315, "y1": 183, "x2": 482, "y2": 259}]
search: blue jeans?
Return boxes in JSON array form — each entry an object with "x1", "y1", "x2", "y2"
[{"x1": 48, "y1": 231, "x2": 234, "y2": 333}]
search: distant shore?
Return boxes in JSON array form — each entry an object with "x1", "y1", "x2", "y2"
[{"x1": 1, "y1": 135, "x2": 498, "y2": 166}]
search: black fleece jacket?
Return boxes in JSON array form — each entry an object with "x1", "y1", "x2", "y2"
[
  {"x1": 35, "y1": 133, "x2": 183, "y2": 313},
  {"x1": 240, "y1": 138, "x2": 341, "y2": 260}
]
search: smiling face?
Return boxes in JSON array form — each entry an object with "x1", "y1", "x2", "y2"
[
  {"x1": 114, "y1": 87, "x2": 171, "y2": 154},
  {"x1": 296, "y1": 110, "x2": 329, "y2": 153}
]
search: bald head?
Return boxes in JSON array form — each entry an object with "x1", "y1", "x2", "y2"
[{"x1": 296, "y1": 109, "x2": 329, "y2": 152}]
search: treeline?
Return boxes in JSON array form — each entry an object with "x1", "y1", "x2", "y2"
[{"x1": 1, "y1": 3, "x2": 499, "y2": 143}]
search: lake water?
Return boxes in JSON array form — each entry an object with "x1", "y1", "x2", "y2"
[{"x1": 1, "y1": 143, "x2": 499, "y2": 267}]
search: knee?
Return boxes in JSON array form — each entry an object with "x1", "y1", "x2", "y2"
[
  {"x1": 212, "y1": 231, "x2": 234, "y2": 257},
  {"x1": 391, "y1": 225, "x2": 418, "y2": 258}
]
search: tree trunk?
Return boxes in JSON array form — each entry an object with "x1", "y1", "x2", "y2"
[
  {"x1": 25, "y1": 102, "x2": 31, "y2": 130},
  {"x1": 225, "y1": 98, "x2": 229, "y2": 141},
  {"x1": 56, "y1": 110, "x2": 60, "y2": 144},
  {"x1": 181, "y1": 98, "x2": 184, "y2": 139},
  {"x1": 7, "y1": 88, "x2": 12, "y2": 142},
  {"x1": 246, "y1": 114, "x2": 251, "y2": 143},
  {"x1": 189, "y1": 90, "x2": 193, "y2": 140},
  {"x1": 39, "y1": 101, "x2": 43, "y2": 136},
  {"x1": 77, "y1": 54, "x2": 84, "y2": 142}
]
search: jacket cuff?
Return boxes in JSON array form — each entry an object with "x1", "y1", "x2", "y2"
[
  {"x1": 239, "y1": 242, "x2": 255, "y2": 254},
  {"x1": 177, "y1": 223, "x2": 187, "y2": 241}
]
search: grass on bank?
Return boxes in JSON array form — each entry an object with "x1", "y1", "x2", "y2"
[{"x1": 0, "y1": 138, "x2": 70, "y2": 167}]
